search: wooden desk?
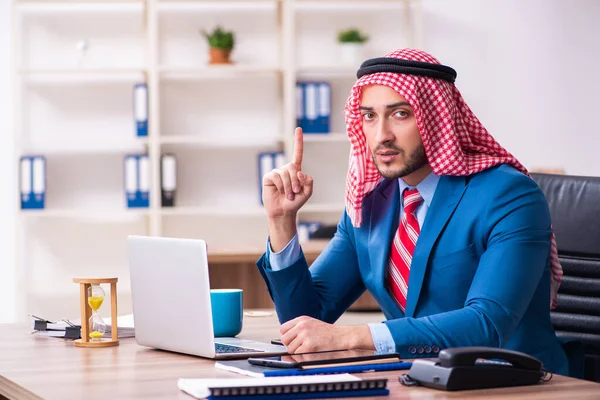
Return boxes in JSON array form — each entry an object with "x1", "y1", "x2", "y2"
[{"x1": 1, "y1": 310, "x2": 599, "y2": 400}]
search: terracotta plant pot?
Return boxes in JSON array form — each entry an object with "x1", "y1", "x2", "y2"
[{"x1": 209, "y1": 48, "x2": 232, "y2": 64}]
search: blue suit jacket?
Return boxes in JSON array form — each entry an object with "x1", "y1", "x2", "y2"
[{"x1": 256, "y1": 164, "x2": 569, "y2": 375}]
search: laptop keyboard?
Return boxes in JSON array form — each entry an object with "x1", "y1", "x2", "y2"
[{"x1": 215, "y1": 343, "x2": 262, "y2": 354}]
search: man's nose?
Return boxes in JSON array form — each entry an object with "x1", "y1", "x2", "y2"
[{"x1": 375, "y1": 120, "x2": 394, "y2": 143}]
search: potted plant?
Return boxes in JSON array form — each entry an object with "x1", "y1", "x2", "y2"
[
  {"x1": 337, "y1": 28, "x2": 369, "y2": 66},
  {"x1": 201, "y1": 25, "x2": 235, "y2": 64}
]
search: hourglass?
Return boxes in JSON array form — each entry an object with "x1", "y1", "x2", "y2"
[{"x1": 73, "y1": 277, "x2": 119, "y2": 348}]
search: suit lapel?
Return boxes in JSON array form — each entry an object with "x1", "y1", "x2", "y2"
[
  {"x1": 403, "y1": 175, "x2": 468, "y2": 317},
  {"x1": 367, "y1": 179, "x2": 404, "y2": 319}
]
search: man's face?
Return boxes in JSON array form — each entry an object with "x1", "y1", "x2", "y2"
[{"x1": 359, "y1": 85, "x2": 428, "y2": 180}]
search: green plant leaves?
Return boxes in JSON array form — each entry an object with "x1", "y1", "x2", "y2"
[
  {"x1": 337, "y1": 28, "x2": 369, "y2": 43},
  {"x1": 201, "y1": 25, "x2": 235, "y2": 50}
]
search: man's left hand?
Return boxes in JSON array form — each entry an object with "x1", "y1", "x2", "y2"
[{"x1": 279, "y1": 316, "x2": 375, "y2": 354}]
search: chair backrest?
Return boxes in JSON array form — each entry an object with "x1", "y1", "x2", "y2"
[{"x1": 530, "y1": 172, "x2": 600, "y2": 382}]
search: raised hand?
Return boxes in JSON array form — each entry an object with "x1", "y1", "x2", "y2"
[{"x1": 262, "y1": 127, "x2": 314, "y2": 220}]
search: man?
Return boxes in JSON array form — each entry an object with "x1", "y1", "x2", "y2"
[{"x1": 256, "y1": 48, "x2": 569, "y2": 375}]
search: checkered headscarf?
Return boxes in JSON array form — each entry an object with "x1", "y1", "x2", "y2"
[{"x1": 343, "y1": 48, "x2": 562, "y2": 308}]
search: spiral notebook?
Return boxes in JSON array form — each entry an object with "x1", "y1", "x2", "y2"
[{"x1": 177, "y1": 373, "x2": 389, "y2": 399}]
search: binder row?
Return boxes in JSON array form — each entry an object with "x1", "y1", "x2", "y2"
[
  {"x1": 123, "y1": 154, "x2": 150, "y2": 208},
  {"x1": 20, "y1": 152, "x2": 300, "y2": 210},
  {"x1": 122, "y1": 154, "x2": 178, "y2": 208},
  {"x1": 19, "y1": 154, "x2": 177, "y2": 210},
  {"x1": 296, "y1": 81, "x2": 331, "y2": 134}
]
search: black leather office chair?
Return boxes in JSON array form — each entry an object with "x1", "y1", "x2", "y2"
[{"x1": 531, "y1": 172, "x2": 600, "y2": 382}]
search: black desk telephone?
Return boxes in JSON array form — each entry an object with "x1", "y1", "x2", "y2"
[{"x1": 400, "y1": 346, "x2": 552, "y2": 391}]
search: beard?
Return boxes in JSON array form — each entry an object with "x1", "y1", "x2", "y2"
[{"x1": 373, "y1": 142, "x2": 428, "y2": 179}]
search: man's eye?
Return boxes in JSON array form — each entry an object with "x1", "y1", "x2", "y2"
[
  {"x1": 394, "y1": 110, "x2": 408, "y2": 118},
  {"x1": 362, "y1": 113, "x2": 375, "y2": 121}
]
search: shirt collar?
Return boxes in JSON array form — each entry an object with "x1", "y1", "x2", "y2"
[{"x1": 398, "y1": 171, "x2": 440, "y2": 207}]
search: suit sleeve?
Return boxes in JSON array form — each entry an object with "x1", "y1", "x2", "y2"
[
  {"x1": 256, "y1": 212, "x2": 366, "y2": 324},
  {"x1": 383, "y1": 175, "x2": 553, "y2": 358}
]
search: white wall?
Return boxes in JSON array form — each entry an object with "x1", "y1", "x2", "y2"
[
  {"x1": 420, "y1": 0, "x2": 600, "y2": 176},
  {"x1": 0, "y1": 0, "x2": 16, "y2": 323}
]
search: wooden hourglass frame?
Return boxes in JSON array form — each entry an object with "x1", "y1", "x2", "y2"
[{"x1": 73, "y1": 277, "x2": 119, "y2": 348}]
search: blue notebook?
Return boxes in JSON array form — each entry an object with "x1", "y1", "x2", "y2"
[{"x1": 215, "y1": 359, "x2": 412, "y2": 378}]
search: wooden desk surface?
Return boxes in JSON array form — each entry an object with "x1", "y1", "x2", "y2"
[{"x1": 0, "y1": 310, "x2": 599, "y2": 400}]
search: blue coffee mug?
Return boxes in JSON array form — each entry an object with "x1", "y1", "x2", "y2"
[{"x1": 210, "y1": 289, "x2": 243, "y2": 337}]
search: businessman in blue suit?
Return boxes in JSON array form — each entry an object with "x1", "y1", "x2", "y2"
[{"x1": 256, "y1": 49, "x2": 569, "y2": 375}]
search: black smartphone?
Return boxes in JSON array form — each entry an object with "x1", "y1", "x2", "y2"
[
  {"x1": 248, "y1": 349, "x2": 400, "y2": 369},
  {"x1": 271, "y1": 338, "x2": 284, "y2": 346}
]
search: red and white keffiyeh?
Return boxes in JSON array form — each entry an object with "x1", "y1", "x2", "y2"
[{"x1": 343, "y1": 48, "x2": 562, "y2": 308}]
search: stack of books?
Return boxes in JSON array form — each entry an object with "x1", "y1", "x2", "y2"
[{"x1": 31, "y1": 314, "x2": 135, "y2": 339}]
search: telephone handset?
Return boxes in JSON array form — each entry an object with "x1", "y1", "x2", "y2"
[{"x1": 400, "y1": 346, "x2": 552, "y2": 391}]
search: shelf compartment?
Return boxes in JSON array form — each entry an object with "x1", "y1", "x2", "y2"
[
  {"x1": 20, "y1": 80, "x2": 144, "y2": 154},
  {"x1": 158, "y1": 4, "x2": 279, "y2": 69},
  {"x1": 294, "y1": 4, "x2": 411, "y2": 69},
  {"x1": 18, "y1": 2, "x2": 146, "y2": 70},
  {"x1": 294, "y1": 77, "x2": 356, "y2": 135},
  {"x1": 33, "y1": 153, "x2": 143, "y2": 211},
  {"x1": 159, "y1": 147, "x2": 269, "y2": 209},
  {"x1": 160, "y1": 77, "x2": 281, "y2": 143}
]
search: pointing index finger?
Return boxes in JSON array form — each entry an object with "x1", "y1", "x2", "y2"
[{"x1": 293, "y1": 127, "x2": 303, "y2": 169}]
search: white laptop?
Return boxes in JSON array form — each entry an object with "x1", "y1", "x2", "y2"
[{"x1": 127, "y1": 235, "x2": 288, "y2": 359}]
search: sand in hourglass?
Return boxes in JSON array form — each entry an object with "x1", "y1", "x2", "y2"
[{"x1": 88, "y1": 296, "x2": 104, "y2": 339}]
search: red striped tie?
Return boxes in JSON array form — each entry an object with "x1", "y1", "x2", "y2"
[{"x1": 387, "y1": 188, "x2": 423, "y2": 312}]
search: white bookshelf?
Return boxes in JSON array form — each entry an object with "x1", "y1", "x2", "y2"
[
  {"x1": 160, "y1": 205, "x2": 266, "y2": 217},
  {"x1": 12, "y1": 0, "x2": 422, "y2": 321},
  {"x1": 159, "y1": 134, "x2": 279, "y2": 148},
  {"x1": 159, "y1": 65, "x2": 281, "y2": 81},
  {"x1": 156, "y1": 1, "x2": 278, "y2": 13}
]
